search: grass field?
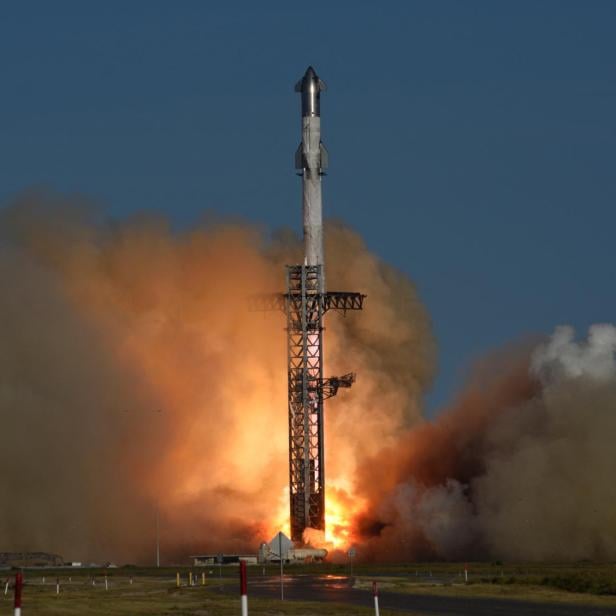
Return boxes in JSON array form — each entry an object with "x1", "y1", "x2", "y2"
[
  {"x1": 3, "y1": 562, "x2": 616, "y2": 614},
  {"x1": 354, "y1": 577, "x2": 616, "y2": 608},
  {"x1": 0, "y1": 572, "x2": 400, "y2": 616},
  {"x1": 353, "y1": 561, "x2": 616, "y2": 607}
]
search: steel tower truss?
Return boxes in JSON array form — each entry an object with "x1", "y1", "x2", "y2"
[
  {"x1": 251, "y1": 267, "x2": 364, "y2": 543},
  {"x1": 285, "y1": 264, "x2": 363, "y2": 543}
]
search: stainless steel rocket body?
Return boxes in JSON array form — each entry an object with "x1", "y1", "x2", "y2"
[{"x1": 295, "y1": 66, "x2": 328, "y2": 276}]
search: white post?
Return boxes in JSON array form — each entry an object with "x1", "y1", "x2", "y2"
[
  {"x1": 372, "y1": 581, "x2": 380, "y2": 616},
  {"x1": 464, "y1": 563, "x2": 468, "y2": 584},
  {"x1": 279, "y1": 533, "x2": 284, "y2": 601},
  {"x1": 104, "y1": 575, "x2": 108, "y2": 591},
  {"x1": 56, "y1": 577, "x2": 60, "y2": 595},
  {"x1": 156, "y1": 501, "x2": 160, "y2": 568},
  {"x1": 240, "y1": 561, "x2": 248, "y2": 616},
  {"x1": 4, "y1": 580, "x2": 9, "y2": 595}
]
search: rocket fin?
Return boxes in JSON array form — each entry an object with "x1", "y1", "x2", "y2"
[
  {"x1": 318, "y1": 79, "x2": 327, "y2": 91},
  {"x1": 294, "y1": 79, "x2": 303, "y2": 92},
  {"x1": 319, "y1": 142, "x2": 328, "y2": 170},
  {"x1": 295, "y1": 143, "x2": 305, "y2": 169}
]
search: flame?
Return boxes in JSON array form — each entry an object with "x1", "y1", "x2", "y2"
[
  {"x1": 267, "y1": 482, "x2": 363, "y2": 552},
  {"x1": 325, "y1": 491, "x2": 352, "y2": 548},
  {"x1": 325, "y1": 485, "x2": 366, "y2": 550}
]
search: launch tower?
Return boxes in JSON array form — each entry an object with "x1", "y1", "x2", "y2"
[
  {"x1": 286, "y1": 66, "x2": 365, "y2": 542},
  {"x1": 254, "y1": 66, "x2": 363, "y2": 543}
]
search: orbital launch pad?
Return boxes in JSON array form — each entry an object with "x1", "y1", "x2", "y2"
[{"x1": 256, "y1": 67, "x2": 365, "y2": 543}]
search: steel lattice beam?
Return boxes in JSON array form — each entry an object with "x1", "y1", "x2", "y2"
[
  {"x1": 286, "y1": 265, "x2": 325, "y2": 540},
  {"x1": 284, "y1": 265, "x2": 365, "y2": 542},
  {"x1": 250, "y1": 291, "x2": 365, "y2": 314}
]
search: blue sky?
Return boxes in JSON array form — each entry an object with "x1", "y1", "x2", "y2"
[{"x1": 0, "y1": 1, "x2": 614, "y2": 415}]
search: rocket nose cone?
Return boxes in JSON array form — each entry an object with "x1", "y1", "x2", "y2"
[
  {"x1": 305, "y1": 66, "x2": 317, "y2": 80},
  {"x1": 295, "y1": 65, "x2": 322, "y2": 94}
]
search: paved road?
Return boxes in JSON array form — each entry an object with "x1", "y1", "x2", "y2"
[{"x1": 227, "y1": 574, "x2": 616, "y2": 616}]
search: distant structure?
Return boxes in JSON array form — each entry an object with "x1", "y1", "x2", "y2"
[
  {"x1": 255, "y1": 67, "x2": 365, "y2": 543},
  {"x1": 0, "y1": 552, "x2": 63, "y2": 568},
  {"x1": 191, "y1": 554, "x2": 257, "y2": 566}
]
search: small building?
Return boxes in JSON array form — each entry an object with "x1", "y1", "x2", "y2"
[{"x1": 191, "y1": 554, "x2": 257, "y2": 566}]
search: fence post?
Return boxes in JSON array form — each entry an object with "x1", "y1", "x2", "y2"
[
  {"x1": 176, "y1": 572, "x2": 180, "y2": 588},
  {"x1": 56, "y1": 577, "x2": 60, "y2": 595},
  {"x1": 372, "y1": 581, "x2": 380, "y2": 616},
  {"x1": 14, "y1": 572, "x2": 23, "y2": 616},
  {"x1": 240, "y1": 561, "x2": 248, "y2": 616}
]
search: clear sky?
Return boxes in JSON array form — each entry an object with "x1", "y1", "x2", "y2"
[{"x1": 0, "y1": 1, "x2": 614, "y2": 415}]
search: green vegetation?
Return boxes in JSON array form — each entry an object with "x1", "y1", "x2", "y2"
[
  {"x1": 0, "y1": 574, "x2": 401, "y2": 616},
  {"x1": 352, "y1": 561, "x2": 616, "y2": 606},
  {"x1": 4, "y1": 561, "x2": 616, "y2": 613}
]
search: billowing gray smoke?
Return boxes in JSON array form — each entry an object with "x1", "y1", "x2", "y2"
[{"x1": 355, "y1": 324, "x2": 616, "y2": 561}]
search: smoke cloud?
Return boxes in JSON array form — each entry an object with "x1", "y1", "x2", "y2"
[
  {"x1": 355, "y1": 325, "x2": 616, "y2": 561},
  {"x1": 4, "y1": 190, "x2": 613, "y2": 564},
  {"x1": 0, "y1": 192, "x2": 434, "y2": 563}
]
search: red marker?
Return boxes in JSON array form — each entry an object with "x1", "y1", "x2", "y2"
[
  {"x1": 372, "y1": 580, "x2": 380, "y2": 616},
  {"x1": 240, "y1": 560, "x2": 248, "y2": 616},
  {"x1": 14, "y1": 572, "x2": 23, "y2": 616}
]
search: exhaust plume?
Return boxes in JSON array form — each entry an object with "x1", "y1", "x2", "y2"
[
  {"x1": 5, "y1": 190, "x2": 610, "y2": 564},
  {"x1": 0, "y1": 192, "x2": 435, "y2": 563}
]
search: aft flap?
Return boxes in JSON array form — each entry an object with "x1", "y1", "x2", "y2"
[
  {"x1": 319, "y1": 142, "x2": 328, "y2": 170},
  {"x1": 295, "y1": 144, "x2": 305, "y2": 169}
]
